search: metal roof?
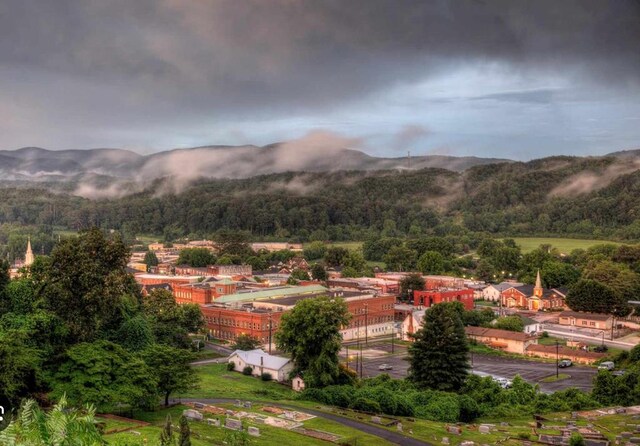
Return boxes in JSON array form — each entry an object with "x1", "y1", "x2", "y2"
[{"x1": 214, "y1": 284, "x2": 328, "y2": 304}]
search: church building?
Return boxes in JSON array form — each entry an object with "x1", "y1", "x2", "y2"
[{"x1": 500, "y1": 270, "x2": 566, "y2": 311}]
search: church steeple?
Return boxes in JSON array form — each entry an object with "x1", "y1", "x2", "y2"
[
  {"x1": 533, "y1": 269, "x2": 543, "y2": 297},
  {"x1": 25, "y1": 236, "x2": 35, "y2": 267}
]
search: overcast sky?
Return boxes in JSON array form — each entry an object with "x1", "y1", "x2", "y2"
[{"x1": 1, "y1": 0, "x2": 639, "y2": 160}]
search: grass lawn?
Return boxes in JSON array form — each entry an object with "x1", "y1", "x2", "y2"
[
  {"x1": 108, "y1": 403, "x2": 392, "y2": 446},
  {"x1": 509, "y1": 237, "x2": 621, "y2": 254},
  {"x1": 537, "y1": 335, "x2": 567, "y2": 346},
  {"x1": 178, "y1": 363, "x2": 296, "y2": 401},
  {"x1": 540, "y1": 373, "x2": 571, "y2": 383}
]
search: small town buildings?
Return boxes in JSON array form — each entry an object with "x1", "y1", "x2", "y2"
[
  {"x1": 413, "y1": 288, "x2": 475, "y2": 310},
  {"x1": 519, "y1": 315, "x2": 541, "y2": 334},
  {"x1": 401, "y1": 309, "x2": 426, "y2": 341},
  {"x1": 228, "y1": 349, "x2": 294, "y2": 382},
  {"x1": 207, "y1": 264, "x2": 252, "y2": 277},
  {"x1": 292, "y1": 376, "x2": 306, "y2": 392},
  {"x1": 423, "y1": 275, "x2": 465, "y2": 290},
  {"x1": 250, "y1": 242, "x2": 303, "y2": 253},
  {"x1": 482, "y1": 281, "x2": 524, "y2": 302},
  {"x1": 525, "y1": 344, "x2": 606, "y2": 364},
  {"x1": 500, "y1": 271, "x2": 566, "y2": 311},
  {"x1": 465, "y1": 326, "x2": 538, "y2": 354},
  {"x1": 558, "y1": 310, "x2": 614, "y2": 330}
]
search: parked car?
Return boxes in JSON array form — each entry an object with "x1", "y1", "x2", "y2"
[
  {"x1": 558, "y1": 359, "x2": 573, "y2": 368},
  {"x1": 612, "y1": 370, "x2": 626, "y2": 376},
  {"x1": 494, "y1": 377, "x2": 513, "y2": 389},
  {"x1": 378, "y1": 364, "x2": 393, "y2": 371},
  {"x1": 598, "y1": 361, "x2": 615, "y2": 371}
]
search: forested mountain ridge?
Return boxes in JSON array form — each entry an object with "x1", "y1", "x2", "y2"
[
  {"x1": 0, "y1": 144, "x2": 509, "y2": 186},
  {"x1": 1, "y1": 153, "x2": 640, "y2": 248}
]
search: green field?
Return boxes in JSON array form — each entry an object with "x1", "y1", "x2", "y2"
[{"x1": 509, "y1": 237, "x2": 621, "y2": 254}]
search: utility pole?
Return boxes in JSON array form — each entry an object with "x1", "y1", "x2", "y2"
[
  {"x1": 391, "y1": 323, "x2": 395, "y2": 354},
  {"x1": 556, "y1": 340, "x2": 560, "y2": 379},
  {"x1": 364, "y1": 303, "x2": 369, "y2": 346},
  {"x1": 359, "y1": 342, "x2": 363, "y2": 379},
  {"x1": 611, "y1": 316, "x2": 615, "y2": 341},
  {"x1": 346, "y1": 345, "x2": 349, "y2": 370},
  {"x1": 268, "y1": 313, "x2": 273, "y2": 354}
]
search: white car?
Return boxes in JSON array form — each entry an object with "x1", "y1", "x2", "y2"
[
  {"x1": 494, "y1": 377, "x2": 513, "y2": 388},
  {"x1": 378, "y1": 364, "x2": 393, "y2": 371}
]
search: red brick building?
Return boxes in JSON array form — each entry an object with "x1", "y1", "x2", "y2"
[
  {"x1": 413, "y1": 288, "x2": 475, "y2": 310},
  {"x1": 200, "y1": 289, "x2": 396, "y2": 345}
]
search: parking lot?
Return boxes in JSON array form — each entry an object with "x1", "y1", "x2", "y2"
[{"x1": 340, "y1": 340, "x2": 598, "y2": 393}]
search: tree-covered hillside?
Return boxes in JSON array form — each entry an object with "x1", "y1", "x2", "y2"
[{"x1": 1, "y1": 155, "x2": 640, "y2": 244}]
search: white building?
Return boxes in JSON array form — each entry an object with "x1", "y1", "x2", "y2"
[
  {"x1": 482, "y1": 282, "x2": 524, "y2": 302},
  {"x1": 228, "y1": 349, "x2": 294, "y2": 382}
]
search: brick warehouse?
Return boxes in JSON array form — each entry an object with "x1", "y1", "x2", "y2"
[
  {"x1": 413, "y1": 288, "x2": 475, "y2": 310},
  {"x1": 200, "y1": 287, "x2": 396, "y2": 348}
]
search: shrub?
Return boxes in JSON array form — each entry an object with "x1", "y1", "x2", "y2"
[
  {"x1": 227, "y1": 362, "x2": 236, "y2": 371},
  {"x1": 458, "y1": 395, "x2": 482, "y2": 422},
  {"x1": 242, "y1": 366, "x2": 253, "y2": 376},
  {"x1": 261, "y1": 372, "x2": 273, "y2": 381},
  {"x1": 414, "y1": 393, "x2": 460, "y2": 423},
  {"x1": 569, "y1": 433, "x2": 585, "y2": 446},
  {"x1": 540, "y1": 331, "x2": 549, "y2": 338},
  {"x1": 350, "y1": 398, "x2": 381, "y2": 414},
  {"x1": 299, "y1": 388, "x2": 327, "y2": 403}
]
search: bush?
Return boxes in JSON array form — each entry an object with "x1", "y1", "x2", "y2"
[
  {"x1": 350, "y1": 397, "x2": 381, "y2": 414},
  {"x1": 569, "y1": 433, "x2": 585, "y2": 446},
  {"x1": 261, "y1": 372, "x2": 273, "y2": 381},
  {"x1": 458, "y1": 395, "x2": 482, "y2": 422},
  {"x1": 540, "y1": 331, "x2": 549, "y2": 338},
  {"x1": 227, "y1": 362, "x2": 236, "y2": 371},
  {"x1": 242, "y1": 366, "x2": 253, "y2": 376}
]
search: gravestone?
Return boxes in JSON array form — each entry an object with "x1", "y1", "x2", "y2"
[
  {"x1": 479, "y1": 425, "x2": 491, "y2": 434},
  {"x1": 447, "y1": 425, "x2": 462, "y2": 435},
  {"x1": 225, "y1": 418, "x2": 242, "y2": 431},
  {"x1": 207, "y1": 419, "x2": 220, "y2": 427},
  {"x1": 194, "y1": 402, "x2": 205, "y2": 409},
  {"x1": 248, "y1": 427, "x2": 260, "y2": 437},
  {"x1": 371, "y1": 416, "x2": 382, "y2": 424},
  {"x1": 131, "y1": 431, "x2": 141, "y2": 436},
  {"x1": 441, "y1": 437, "x2": 449, "y2": 445},
  {"x1": 182, "y1": 409, "x2": 203, "y2": 421},
  {"x1": 460, "y1": 442, "x2": 475, "y2": 446},
  {"x1": 397, "y1": 423, "x2": 403, "y2": 432}
]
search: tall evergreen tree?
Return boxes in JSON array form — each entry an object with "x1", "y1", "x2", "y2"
[
  {"x1": 408, "y1": 302, "x2": 470, "y2": 391},
  {"x1": 178, "y1": 415, "x2": 191, "y2": 446},
  {"x1": 160, "y1": 414, "x2": 175, "y2": 446}
]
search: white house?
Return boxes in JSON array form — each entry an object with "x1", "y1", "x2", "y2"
[
  {"x1": 520, "y1": 315, "x2": 541, "y2": 334},
  {"x1": 482, "y1": 282, "x2": 524, "y2": 302},
  {"x1": 228, "y1": 349, "x2": 294, "y2": 382}
]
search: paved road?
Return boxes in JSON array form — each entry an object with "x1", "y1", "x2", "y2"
[
  {"x1": 173, "y1": 398, "x2": 433, "y2": 446},
  {"x1": 343, "y1": 343, "x2": 598, "y2": 392},
  {"x1": 542, "y1": 324, "x2": 634, "y2": 351}
]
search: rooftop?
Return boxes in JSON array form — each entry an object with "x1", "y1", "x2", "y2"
[{"x1": 213, "y1": 284, "x2": 328, "y2": 304}]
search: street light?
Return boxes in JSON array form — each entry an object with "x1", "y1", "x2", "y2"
[
  {"x1": 556, "y1": 339, "x2": 560, "y2": 379},
  {"x1": 268, "y1": 313, "x2": 273, "y2": 354},
  {"x1": 364, "y1": 303, "x2": 369, "y2": 346}
]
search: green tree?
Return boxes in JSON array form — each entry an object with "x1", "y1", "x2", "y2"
[
  {"x1": 324, "y1": 247, "x2": 349, "y2": 267},
  {"x1": 303, "y1": 241, "x2": 326, "y2": 260},
  {"x1": 0, "y1": 330, "x2": 42, "y2": 405},
  {"x1": 493, "y1": 316, "x2": 525, "y2": 332},
  {"x1": 276, "y1": 296, "x2": 350, "y2": 388},
  {"x1": 176, "y1": 248, "x2": 216, "y2": 267},
  {"x1": 143, "y1": 289, "x2": 202, "y2": 348},
  {"x1": 214, "y1": 230, "x2": 252, "y2": 257},
  {"x1": 178, "y1": 415, "x2": 191, "y2": 446},
  {"x1": 290, "y1": 268, "x2": 311, "y2": 281},
  {"x1": 566, "y1": 279, "x2": 629, "y2": 316},
  {"x1": 141, "y1": 344, "x2": 199, "y2": 406},
  {"x1": 0, "y1": 396, "x2": 104, "y2": 446},
  {"x1": 310, "y1": 263, "x2": 327, "y2": 281},
  {"x1": 160, "y1": 414, "x2": 175, "y2": 446},
  {"x1": 49, "y1": 340, "x2": 158, "y2": 411},
  {"x1": 399, "y1": 274, "x2": 425, "y2": 300},
  {"x1": 232, "y1": 334, "x2": 262, "y2": 351},
  {"x1": 408, "y1": 303, "x2": 470, "y2": 391},
  {"x1": 41, "y1": 227, "x2": 141, "y2": 343},
  {"x1": 383, "y1": 245, "x2": 416, "y2": 271},
  {"x1": 417, "y1": 251, "x2": 445, "y2": 274},
  {"x1": 144, "y1": 250, "x2": 159, "y2": 269}
]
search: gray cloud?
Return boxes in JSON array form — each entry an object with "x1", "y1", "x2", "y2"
[
  {"x1": 0, "y1": 0, "x2": 638, "y2": 153},
  {"x1": 471, "y1": 89, "x2": 556, "y2": 104}
]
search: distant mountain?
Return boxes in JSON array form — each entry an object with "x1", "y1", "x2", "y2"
[
  {"x1": 606, "y1": 148, "x2": 640, "y2": 159},
  {"x1": 0, "y1": 144, "x2": 510, "y2": 184}
]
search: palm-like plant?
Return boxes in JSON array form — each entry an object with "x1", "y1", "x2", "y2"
[{"x1": 0, "y1": 395, "x2": 104, "y2": 445}]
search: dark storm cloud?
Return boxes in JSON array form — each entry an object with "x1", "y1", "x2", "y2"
[
  {"x1": 1, "y1": 1, "x2": 639, "y2": 110},
  {"x1": 0, "y1": 0, "x2": 639, "y2": 151}
]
